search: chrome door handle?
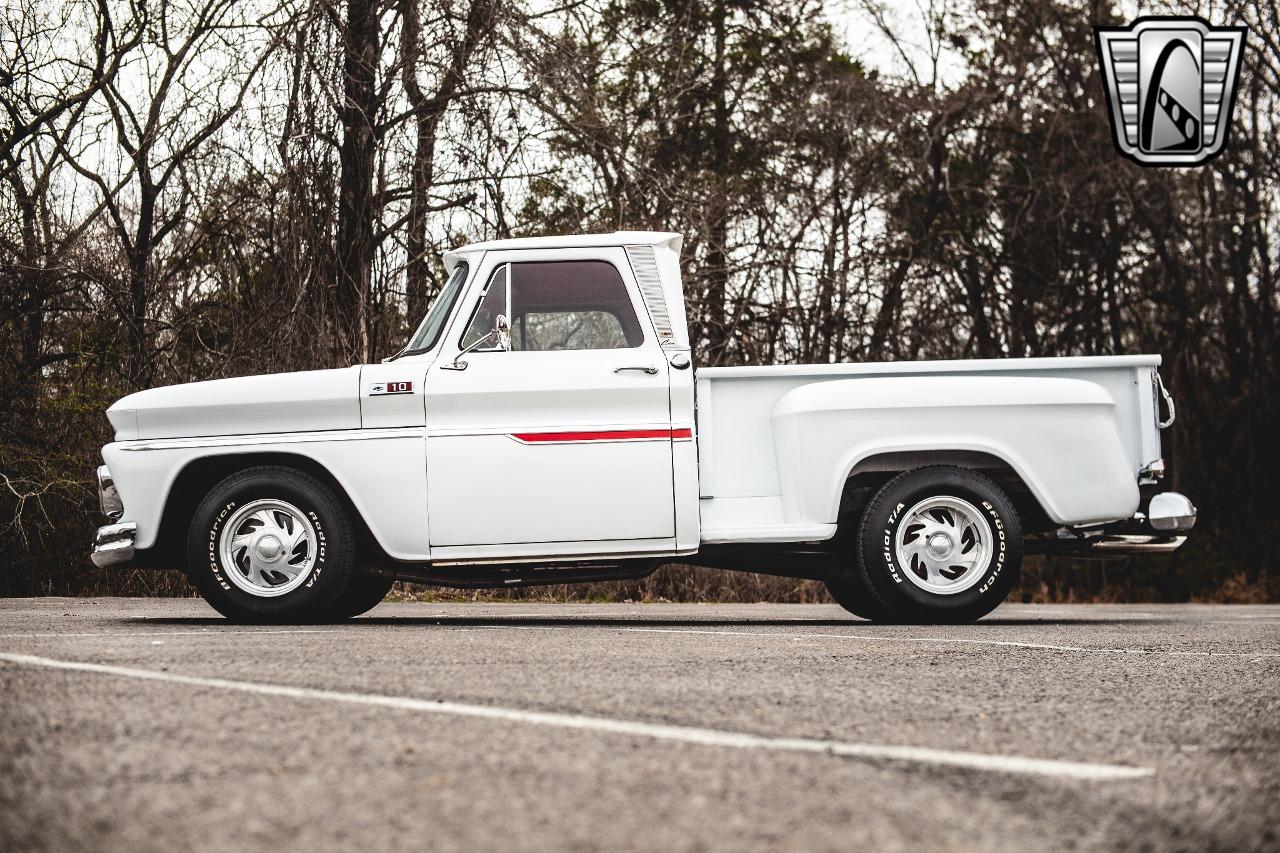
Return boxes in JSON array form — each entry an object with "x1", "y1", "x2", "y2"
[{"x1": 614, "y1": 365, "x2": 658, "y2": 375}]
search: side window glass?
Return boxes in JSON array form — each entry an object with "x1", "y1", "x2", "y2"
[
  {"x1": 509, "y1": 261, "x2": 643, "y2": 351},
  {"x1": 461, "y1": 265, "x2": 508, "y2": 350}
]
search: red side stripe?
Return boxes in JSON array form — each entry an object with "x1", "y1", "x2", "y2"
[{"x1": 513, "y1": 428, "x2": 692, "y2": 443}]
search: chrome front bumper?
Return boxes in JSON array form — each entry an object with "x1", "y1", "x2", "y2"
[
  {"x1": 91, "y1": 463, "x2": 134, "y2": 568},
  {"x1": 91, "y1": 521, "x2": 136, "y2": 568},
  {"x1": 97, "y1": 464, "x2": 123, "y2": 519}
]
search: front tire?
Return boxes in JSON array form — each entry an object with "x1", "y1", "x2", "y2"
[
  {"x1": 327, "y1": 573, "x2": 396, "y2": 619},
  {"x1": 829, "y1": 466, "x2": 1022, "y2": 623},
  {"x1": 186, "y1": 466, "x2": 357, "y2": 623}
]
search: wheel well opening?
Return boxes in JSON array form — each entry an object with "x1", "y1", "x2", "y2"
[
  {"x1": 151, "y1": 452, "x2": 383, "y2": 568},
  {"x1": 838, "y1": 450, "x2": 1052, "y2": 533}
]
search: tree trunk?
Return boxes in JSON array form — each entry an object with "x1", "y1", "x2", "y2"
[
  {"x1": 869, "y1": 115, "x2": 949, "y2": 356},
  {"x1": 125, "y1": 175, "x2": 156, "y2": 388},
  {"x1": 401, "y1": 0, "x2": 492, "y2": 322},
  {"x1": 336, "y1": 0, "x2": 380, "y2": 364},
  {"x1": 701, "y1": 0, "x2": 730, "y2": 365}
]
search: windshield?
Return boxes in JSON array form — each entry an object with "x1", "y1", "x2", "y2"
[{"x1": 402, "y1": 262, "x2": 468, "y2": 354}]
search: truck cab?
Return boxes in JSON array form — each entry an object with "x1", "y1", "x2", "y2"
[
  {"x1": 92, "y1": 232, "x2": 1195, "y2": 623},
  {"x1": 382, "y1": 234, "x2": 701, "y2": 559}
]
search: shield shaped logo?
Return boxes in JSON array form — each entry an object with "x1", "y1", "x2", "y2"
[{"x1": 1095, "y1": 16, "x2": 1247, "y2": 166}]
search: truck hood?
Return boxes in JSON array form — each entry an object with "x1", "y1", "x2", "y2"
[{"x1": 107, "y1": 367, "x2": 362, "y2": 441}]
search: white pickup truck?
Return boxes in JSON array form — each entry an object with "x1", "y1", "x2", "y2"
[{"x1": 92, "y1": 232, "x2": 1195, "y2": 623}]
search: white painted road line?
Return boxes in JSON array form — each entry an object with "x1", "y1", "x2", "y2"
[
  {"x1": 612, "y1": 627, "x2": 1280, "y2": 658},
  {"x1": 0, "y1": 651, "x2": 1152, "y2": 782}
]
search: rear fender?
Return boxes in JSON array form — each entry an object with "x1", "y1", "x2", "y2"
[{"x1": 770, "y1": 376, "x2": 1138, "y2": 528}]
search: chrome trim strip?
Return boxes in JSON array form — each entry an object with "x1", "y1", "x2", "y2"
[
  {"x1": 433, "y1": 549, "x2": 677, "y2": 567},
  {"x1": 118, "y1": 427, "x2": 424, "y2": 452},
  {"x1": 91, "y1": 522, "x2": 137, "y2": 568}
]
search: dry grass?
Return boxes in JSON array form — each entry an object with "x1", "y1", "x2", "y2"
[
  {"x1": 385, "y1": 563, "x2": 833, "y2": 604},
  {"x1": 1192, "y1": 572, "x2": 1272, "y2": 604}
]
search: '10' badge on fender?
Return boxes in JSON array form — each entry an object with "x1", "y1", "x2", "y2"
[
  {"x1": 1095, "y1": 16, "x2": 1247, "y2": 166},
  {"x1": 369, "y1": 381, "x2": 413, "y2": 395}
]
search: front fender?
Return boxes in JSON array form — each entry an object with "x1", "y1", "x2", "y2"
[
  {"x1": 770, "y1": 376, "x2": 1138, "y2": 527},
  {"x1": 101, "y1": 428, "x2": 430, "y2": 560}
]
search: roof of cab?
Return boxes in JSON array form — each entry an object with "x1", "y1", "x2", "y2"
[{"x1": 443, "y1": 231, "x2": 681, "y2": 270}]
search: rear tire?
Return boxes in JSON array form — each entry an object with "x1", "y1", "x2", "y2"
[
  {"x1": 186, "y1": 466, "x2": 357, "y2": 623},
  {"x1": 824, "y1": 525, "x2": 896, "y2": 620},
  {"x1": 831, "y1": 466, "x2": 1022, "y2": 623}
]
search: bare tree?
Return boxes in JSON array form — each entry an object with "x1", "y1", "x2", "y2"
[
  {"x1": 398, "y1": 0, "x2": 496, "y2": 320},
  {"x1": 0, "y1": 0, "x2": 144, "y2": 404},
  {"x1": 51, "y1": 0, "x2": 290, "y2": 386}
]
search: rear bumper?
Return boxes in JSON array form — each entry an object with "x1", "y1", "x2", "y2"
[
  {"x1": 1031, "y1": 491, "x2": 1196, "y2": 556},
  {"x1": 1147, "y1": 492, "x2": 1196, "y2": 532},
  {"x1": 91, "y1": 521, "x2": 136, "y2": 568},
  {"x1": 1087, "y1": 534, "x2": 1187, "y2": 555}
]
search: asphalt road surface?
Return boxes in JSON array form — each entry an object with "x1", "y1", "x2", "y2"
[{"x1": 2, "y1": 599, "x2": 1278, "y2": 852}]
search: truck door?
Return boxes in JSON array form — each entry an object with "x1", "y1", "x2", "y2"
[{"x1": 424, "y1": 248, "x2": 679, "y2": 551}]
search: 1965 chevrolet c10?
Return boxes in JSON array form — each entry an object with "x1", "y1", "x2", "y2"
[{"x1": 92, "y1": 232, "x2": 1196, "y2": 623}]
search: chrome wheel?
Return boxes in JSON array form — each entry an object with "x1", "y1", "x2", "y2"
[
  {"x1": 218, "y1": 499, "x2": 317, "y2": 597},
  {"x1": 894, "y1": 496, "x2": 992, "y2": 595}
]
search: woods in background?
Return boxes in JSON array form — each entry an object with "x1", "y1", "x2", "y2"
[{"x1": 2, "y1": 0, "x2": 1277, "y2": 600}]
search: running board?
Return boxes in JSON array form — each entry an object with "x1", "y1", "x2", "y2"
[{"x1": 360, "y1": 558, "x2": 661, "y2": 589}]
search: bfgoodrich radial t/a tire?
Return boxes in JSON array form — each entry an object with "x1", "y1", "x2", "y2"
[
  {"x1": 840, "y1": 466, "x2": 1022, "y2": 624},
  {"x1": 186, "y1": 466, "x2": 357, "y2": 623}
]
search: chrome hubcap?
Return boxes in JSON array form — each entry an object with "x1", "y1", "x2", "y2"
[
  {"x1": 218, "y1": 499, "x2": 317, "y2": 597},
  {"x1": 894, "y1": 496, "x2": 992, "y2": 595},
  {"x1": 255, "y1": 535, "x2": 285, "y2": 560}
]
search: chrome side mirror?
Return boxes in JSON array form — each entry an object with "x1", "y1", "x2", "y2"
[
  {"x1": 495, "y1": 314, "x2": 511, "y2": 352},
  {"x1": 441, "y1": 315, "x2": 511, "y2": 371}
]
